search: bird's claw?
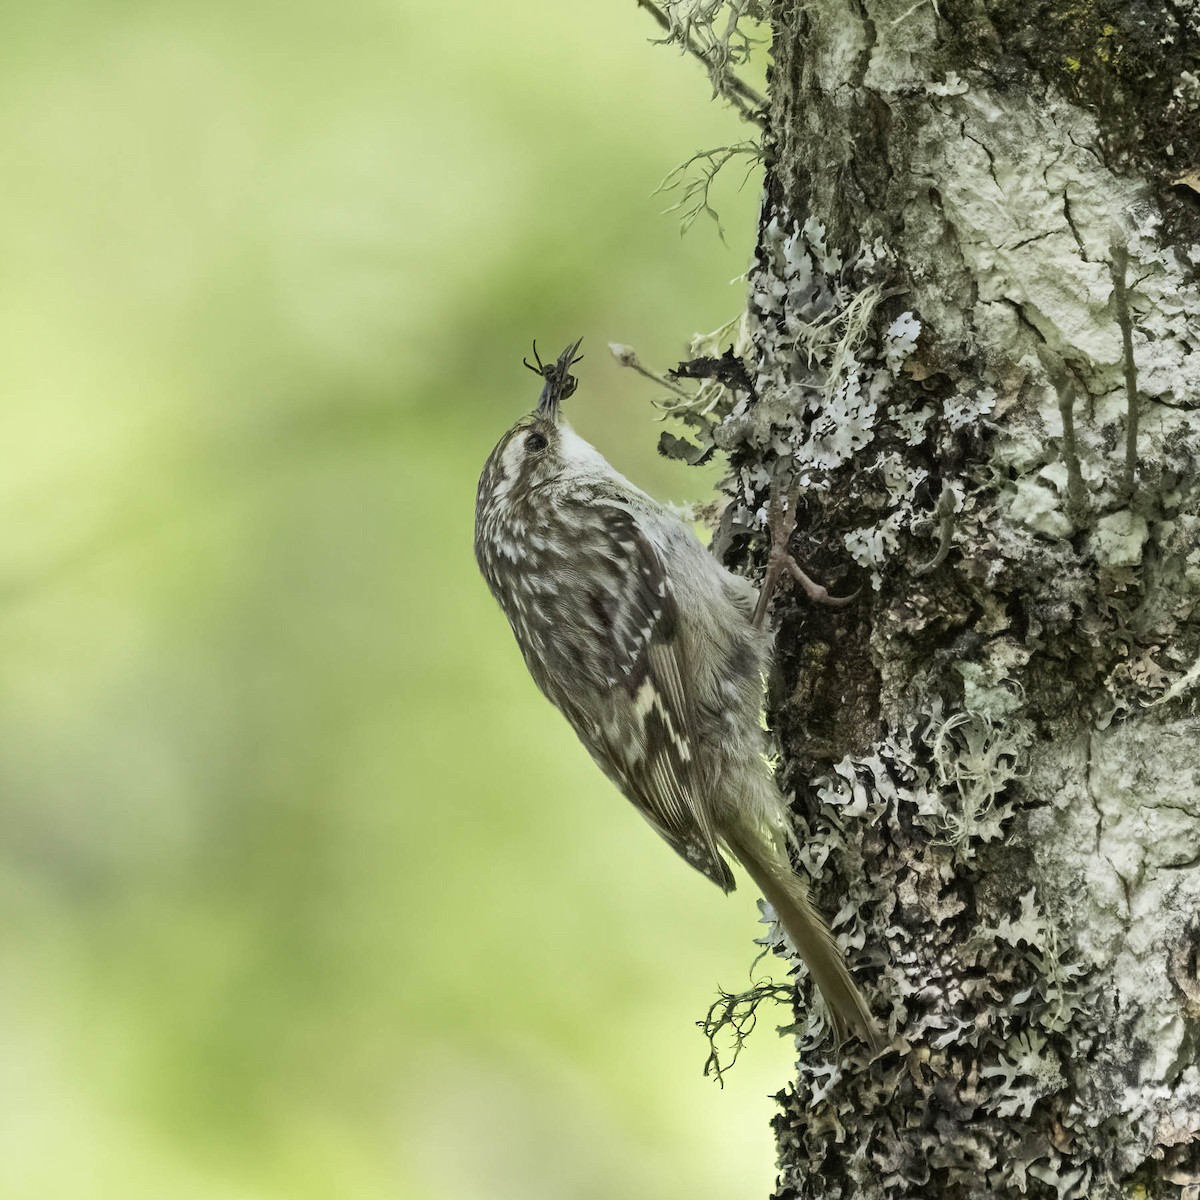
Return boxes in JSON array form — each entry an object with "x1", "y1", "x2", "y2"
[
  {"x1": 786, "y1": 559, "x2": 859, "y2": 607},
  {"x1": 752, "y1": 487, "x2": 858, "y2": 625}
]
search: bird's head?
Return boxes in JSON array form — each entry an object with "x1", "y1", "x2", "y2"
[{"x1": 477, "y1": 338, "x2": 611, "y2": 513}]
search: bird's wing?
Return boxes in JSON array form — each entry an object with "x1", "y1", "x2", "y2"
[{"x1": 551, "y1": 496, "x2": 735, "y2": 893}]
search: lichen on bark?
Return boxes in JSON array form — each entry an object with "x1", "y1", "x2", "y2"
[{"x1": 639, "y1": 0, "x2": 1200, "y2": 1195}]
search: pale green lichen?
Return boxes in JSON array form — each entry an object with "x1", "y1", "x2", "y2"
[
  {"x1": 698, "y1": 211, "x2": 933, "y2": 585},
  {"x1": 922, "y1": 706, "x2": 1030, "y2": 856},
  {"x1": 636, "y1": 0, "x2": 768, "y2": 127},
  {"x1": 1010, "y1": 476, "x2": 1074, "y2": 538},
  {"x1": 655, "y1": 142, "x2": 764, "y2": 240},
  {"x1": 1089, "y1": 508, "x2": 1149, "y2": 569},
  {"x1": 647, "y1": 0, "x2": 764, "y2": 74},
  {"x1": 759, "y1": 711, "x2": 1105, "y2": 1195}
]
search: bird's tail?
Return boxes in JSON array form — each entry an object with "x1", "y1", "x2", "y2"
[{"x1": 725, "y1": 823, "x2": 883, "y2": 1052}]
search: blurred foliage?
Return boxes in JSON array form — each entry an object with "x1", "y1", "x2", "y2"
[{"x1": 0, "y1": 2, "x2": 785, "y2": 1197}]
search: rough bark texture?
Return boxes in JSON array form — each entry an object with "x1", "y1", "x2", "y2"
[{"x1": 655, "y1": 1, "x2": 1200, "y2": 1196}]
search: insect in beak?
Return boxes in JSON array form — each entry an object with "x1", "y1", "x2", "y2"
[{"x1": 524, "y1": 338, "x2": 584, "y2": 424}]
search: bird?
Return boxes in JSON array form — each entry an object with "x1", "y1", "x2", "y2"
[{"x1": 473, "y1": 338, "x2": 881, "y2": 1050}]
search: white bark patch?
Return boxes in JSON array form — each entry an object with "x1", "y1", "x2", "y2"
[
  {"x1": 1027, "y1": 720, "x2": 1200, "y2": 1101},
  {"x1": 904, "y1": 87, "x2": 1200, "y2": 510}
]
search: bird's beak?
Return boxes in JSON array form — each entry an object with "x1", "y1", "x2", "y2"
[
  {"x1": 533, "y1": 338, "x2": 584, "y2": 423},
  {"x1": 535, "y1": 386, "x2": 559, "y2": 423}
]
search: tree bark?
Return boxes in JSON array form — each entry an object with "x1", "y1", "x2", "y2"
[{"x1": 652, "y1": 1, "x2": 1200, "y2": 1196}]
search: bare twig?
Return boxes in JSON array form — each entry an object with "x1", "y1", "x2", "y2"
[
  {"x1": 609, "y1": 342, "x2": 696, "y2": 399},
  {"x1": 1038, "y1": 346, "x2": 1089, "y2": 523},
  {"x1": 914, "y1": 484, "x2": 957, "y2": 575},
  {"x1": 1109, "y1": 238, "x2": 1140, "y2": 500},
  {"x1": 1056, "y1": 378, "x2": 1089, "y2": 523}
]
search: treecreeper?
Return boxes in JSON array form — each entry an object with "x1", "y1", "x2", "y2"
[{"x1": 474, "y1": 339, "x2": 881, "y2": 1051}]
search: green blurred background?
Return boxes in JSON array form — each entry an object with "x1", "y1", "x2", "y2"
[{"x1": 0, "y1": 2, "x2": 788, "y2": 1196}]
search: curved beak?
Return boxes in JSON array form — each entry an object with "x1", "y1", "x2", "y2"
[{"x1": 529, "y1": 338, "x2": 584, "y2": 423}]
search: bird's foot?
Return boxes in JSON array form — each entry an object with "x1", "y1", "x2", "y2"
[{"x1": 751, "y1": 488, "x2": 857, "y2": 628}]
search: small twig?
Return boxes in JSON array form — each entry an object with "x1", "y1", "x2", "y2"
[
  {"x1": 914, "y1": 484, "x2": 957, "y2": 575},
  {"x1": 609, "y1": 342, "x2": 695, "y2": 399},
  {"x1": 1038, "y1": 345, "x2": 1090, "y2": 523},
  {"x1": 634, "y1": 0, "x2": 768, "y2": 129},
  {"x1": 1056, "y1": 378, "x2": 1089, "y2": 523},
  {"x1": 1109, "y1": 238, "x2": 1140, "y2": 500}
]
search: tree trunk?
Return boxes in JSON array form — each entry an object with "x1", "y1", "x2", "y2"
[{"x1": 650, "y1": 1, "x2": 1200, "y2": 1196}]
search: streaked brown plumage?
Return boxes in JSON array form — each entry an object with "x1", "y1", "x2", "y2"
[{"x1": 474, "y1": 341, "x2": 881, "y2": 1050}]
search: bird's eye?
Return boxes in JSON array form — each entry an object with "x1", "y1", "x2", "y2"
[{"x1": 525, "y1": 431, "x2": 549, "y2": 453}]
